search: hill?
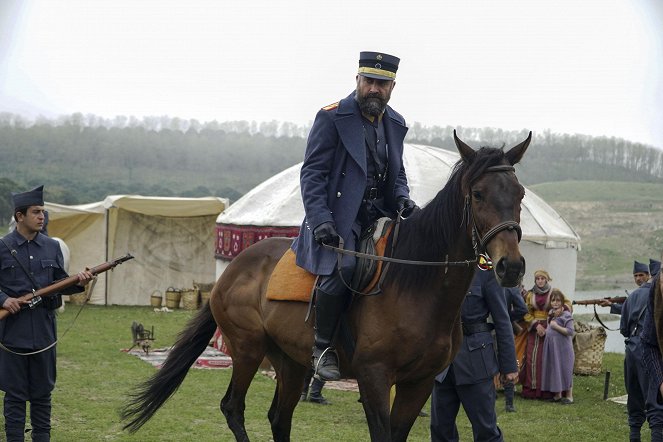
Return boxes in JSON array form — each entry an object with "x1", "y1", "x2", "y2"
[
  {"x1": 2, "y1": 114, "x2": 663, "y2": 290},
  {"x1": 529, "y1": 181, "x2": 663, "y2": 290}
]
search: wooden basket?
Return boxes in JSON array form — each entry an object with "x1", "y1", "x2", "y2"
[
  {"x1": 165, "y1": 288, "x2": 182, "y2": 309},
  {"x1": 181, "y1": 288, "x2": 200, "y2": 310},
  {"x1": 572, "y1": 321, "x2": 607, "y2": 375},
  {"x1": 69, "y1": 291, "x2": 87, "y2": 305},
  {"x1": 194, "y1": 282, "x2": 214, "y2": 306},
  {"x1": 150, "y1": 290, "x2": 163, "y2": 308},
  {"x1": 69, "y1": 282, "x2": 94, "y2": 305}
]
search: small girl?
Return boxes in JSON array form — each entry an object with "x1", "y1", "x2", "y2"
[{"x1": 540, "y1": 289, "x2": 575, "y2": 403}]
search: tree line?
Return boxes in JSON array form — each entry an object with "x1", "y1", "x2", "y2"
[{"x1": 0, "y1": 112, "x2": 661, "y2": 225}]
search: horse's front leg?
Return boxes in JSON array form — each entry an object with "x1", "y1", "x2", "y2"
[
  {"x1": 390, "y1": 379, "x2": 435, "y2": 442},
  {"x1": 355, "y1": 365, "x2": 393, "y2": 441}
]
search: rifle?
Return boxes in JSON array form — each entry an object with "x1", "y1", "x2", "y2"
[
  {"x1": 0, "y1": 253, "x2": 134, "y2": 321},
  {"x1": 572, "y1": 296, "x2": 627, "y2": 306}
]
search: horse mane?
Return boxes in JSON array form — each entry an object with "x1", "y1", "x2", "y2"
[{"x1": 386, "y1": 146, "x2": 510, "y2": 291}]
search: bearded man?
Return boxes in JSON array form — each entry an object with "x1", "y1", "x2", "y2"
[{"x1": 292, "y1": 51, "x2": 417, "y2": 381}]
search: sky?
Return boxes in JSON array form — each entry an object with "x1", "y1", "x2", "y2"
[{"x1": 1, "y1": 0, "x2": 662, "y2": 149}]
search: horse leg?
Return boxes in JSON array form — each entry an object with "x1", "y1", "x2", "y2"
[
  {"x1": 266, "y1": 350, "x2": 309, "y2": 442},
  {"x1": 220, "y1": 345, "x2": 266, "y2": 441},
  {"x1": 356, "y1": 367, "x2": 393, "y2": 441},
  {"x1": 390, "y1": 380, "x2": 434, "y2": 442}
]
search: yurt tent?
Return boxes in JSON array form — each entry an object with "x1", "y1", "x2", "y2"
[
  {"x1": 45, "y1": 195, "x2": 228, "y2": 305},
  {"x1": 216, "y1": 144, "x2": 581, "y2": 296}
]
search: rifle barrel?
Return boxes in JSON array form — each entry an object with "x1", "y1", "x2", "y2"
[{"x1": 0, "y1": 254, "x2": 134, "y2": 321}]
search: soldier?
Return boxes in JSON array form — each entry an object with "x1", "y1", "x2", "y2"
[
  {"x1": 292, "y1": 51, "x2": 417, "y2": 380},
  {"x1": 430, "y1": 271, "x2": 518, "y2": 441},
  {"x1": 621, "y1": 259, "x2": 662, "y2": 441},
  {"x1": 637, "y1": 257, "x2": 663, "y2": 442},
  {"x1": 601, "y1": 261, "x2": 650, "y2": 314},
  {"x1": 0, "y1": 185, "x2": 93, "y2": 441}
]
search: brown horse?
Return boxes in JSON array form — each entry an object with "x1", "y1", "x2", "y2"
[{"x1": 121, "y1": 131, "x2": 531, "y2": 441}]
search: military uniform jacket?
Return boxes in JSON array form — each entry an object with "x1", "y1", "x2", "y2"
[
  {"x1": 436, "y1": 271, "x2": 518, "y2": 385},
  {"x1": 0, "y1": 230, "x2": 71, "y2": 349},
  {"x1": 292, "y1": 92, "x2": 410, "y2": 275},
  {"x1": 620, "y1": 281, "x2": 651, "y2": 359}
]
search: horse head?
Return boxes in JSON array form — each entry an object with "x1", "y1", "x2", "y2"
[{"x1": 454, "y1": 130, "x2": 531, "y2": 287}]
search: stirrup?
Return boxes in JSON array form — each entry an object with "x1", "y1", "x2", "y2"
[{"x1": 313, "y1": 347, "x2": 340, "y2": 381}]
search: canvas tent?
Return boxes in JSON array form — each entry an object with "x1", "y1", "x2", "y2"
[
  {"x1": 45, "y1": 195, "x2": 228, "y2": 305},
  {"x1": 215, "y1": 144, "x2": 581, "y2": 296}
]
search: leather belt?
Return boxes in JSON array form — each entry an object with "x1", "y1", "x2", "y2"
[{"x1": 462, "y1": 322, "x2": 494, "y2": 335}]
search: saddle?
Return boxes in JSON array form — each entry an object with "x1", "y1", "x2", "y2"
[{"x1": 266, "y1": 218, "x2": 394, "y2": 302}]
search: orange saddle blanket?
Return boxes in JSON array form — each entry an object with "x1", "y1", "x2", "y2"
[{"x1": 265, "y1": 220, "x2": 393, "y2": 303}]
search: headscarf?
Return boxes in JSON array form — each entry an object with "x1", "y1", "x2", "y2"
[{"x1": 533, "y1": 269, "x2": 552, "y2": 295}]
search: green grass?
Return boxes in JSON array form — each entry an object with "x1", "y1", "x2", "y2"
[
  {"x1": 529, "y1": 180, "x2": 663, "y2": 203},
  {"x1": 0, "y1": 306, "x2": 636, "y2": 441}
]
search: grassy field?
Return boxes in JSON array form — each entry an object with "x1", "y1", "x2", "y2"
[
  {"x1": 529, "y1": 180, "x2": 663, "y2": 290},
  {"x1": 0, "y1": 305, "x2": 637, "y2": 441}
]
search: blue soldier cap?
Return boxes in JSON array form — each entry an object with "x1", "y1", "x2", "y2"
[
  {"x1": 12, "y1": 185, "x2": 44, "y2": 210},
  {"x1": 650, "y1": 258, "x2": 661, "y2": 276},
  {"x1": 358, "y1": 51, "x2": 399, "y2": 81},
  {"x1": 633, "y1": 260, "x2": 649, "y2": 275}
]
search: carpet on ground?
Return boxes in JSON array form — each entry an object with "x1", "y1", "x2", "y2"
[{"x1": 122, "y1": 346, "x2": 233, "y2": 369}]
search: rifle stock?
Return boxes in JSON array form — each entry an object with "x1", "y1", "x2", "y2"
[
  {"x1": 0, "y1": 253, "x2": 134, "y2": 321},
  {"x1": 572, "y1": 295, "x2": 627, "y2": 306}
]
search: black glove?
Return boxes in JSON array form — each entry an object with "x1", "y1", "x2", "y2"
[
  {"x1": 313, "y1": 222, "x2": 340, "y2": 246},
  {"x1": 397, "y1": 197, "x2": 418, "y2": 218}
]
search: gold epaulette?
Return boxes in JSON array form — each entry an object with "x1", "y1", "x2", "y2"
[{"x1": 321, "y1": 101, "x2": 339, "y2": 111}]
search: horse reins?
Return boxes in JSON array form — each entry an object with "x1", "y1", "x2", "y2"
[{"x1": 323, "y1": 163, "x2": 522, "y2": 295}]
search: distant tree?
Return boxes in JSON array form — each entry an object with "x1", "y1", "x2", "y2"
[{"x1": 0, "y1": 177, "x2": 19, "y2": 224}]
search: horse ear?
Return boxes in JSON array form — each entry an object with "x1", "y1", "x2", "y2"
[
  {"x1": 454, "y1": 130, "x2": 476, "y2": 162},
  {"x1": 505, "y1": 131, "x2": 532, "y2": 165}
]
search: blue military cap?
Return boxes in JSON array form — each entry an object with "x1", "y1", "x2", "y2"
[
  {"x1": 633, "y1": 260, "x2": 649, "y2": 275},
  {"x1": 650, "y1": 259, "x2": 661, "y2": 276},
  {"x1": 358, "y1": 51, "x2": 399, "y2": 81},
  {"x1": 12, "y1": 185, "x2": 44, "y2": 210}
]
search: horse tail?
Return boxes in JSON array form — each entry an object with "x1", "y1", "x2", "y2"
[{"x1": 120, "y1": 301, "x2": 217, "y2": 433}]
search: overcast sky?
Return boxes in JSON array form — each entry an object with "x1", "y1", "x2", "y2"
[{"x1": 1, "y1": 0, "x2": 661, "y2": 149}]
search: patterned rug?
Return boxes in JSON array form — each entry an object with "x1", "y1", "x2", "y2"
[
  {"x1": 122, "y1": 345, "x2": 359, "y2": 392},
  {"x1": 122, "y1": 346, "x2": 233, "y2": 369}
]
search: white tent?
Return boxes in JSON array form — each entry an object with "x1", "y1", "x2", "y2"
[
  {"x1": 45, "y1": 195, "x2": 228, "y2": 305},
  {"x1": 216, "y1": 144, "x2": 581, "y2": 296}
]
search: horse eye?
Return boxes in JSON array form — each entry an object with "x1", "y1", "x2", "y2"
[{"x1": 472, "y1": 191, "x2": 482, "y2": 201}]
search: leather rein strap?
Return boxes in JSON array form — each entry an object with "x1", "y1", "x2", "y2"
[{"x1": 324, "y1": 163, "x2": 522, "y2": 296}]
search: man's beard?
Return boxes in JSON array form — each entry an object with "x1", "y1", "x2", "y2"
[{"x1": 356, "y1": 91, "x2": 389, "y2": 117}]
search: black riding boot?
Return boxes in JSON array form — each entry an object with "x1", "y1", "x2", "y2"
[
  {"x1": 504, "y1": 381, "x2": 516, "y2": 412},
  {"x1": 301, "y1": 369, "x2": 313, "y2": 402},
  {"x1": 312, "y1": 289, "x2": 346, "y2": 381},
  {"x1": 308, "y1": 377, "x2": 330, "y2": 405}
]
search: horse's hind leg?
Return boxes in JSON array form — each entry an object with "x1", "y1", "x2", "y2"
[
  {"x1": 267, "y1": 350, "x2": 309, "y2": 442},
  {"x1": 220, "y1": 350, "x2": 265, "y2": 441}
]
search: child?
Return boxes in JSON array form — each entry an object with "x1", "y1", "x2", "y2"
[{"x1": 541, "y1": 289, "x2": 575, "y2": 404}]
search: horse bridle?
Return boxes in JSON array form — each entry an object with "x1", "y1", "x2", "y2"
[
  {"x1": 463, "y1": 164, "x2": 522, "y2": 270},
  {"x1": 321, "y1": 162, "x2": 523, "y2": 295}
]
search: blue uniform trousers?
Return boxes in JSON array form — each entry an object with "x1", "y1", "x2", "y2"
[
  {"x1": 1, "y1": 346, "x2": 55, "y2": 441},
  {"x1": 625, "y1": 347, "x2": 647, "y2": 430},
  {"x1": 431, "y1": 365, "x2": 503, "y2": 442}
]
